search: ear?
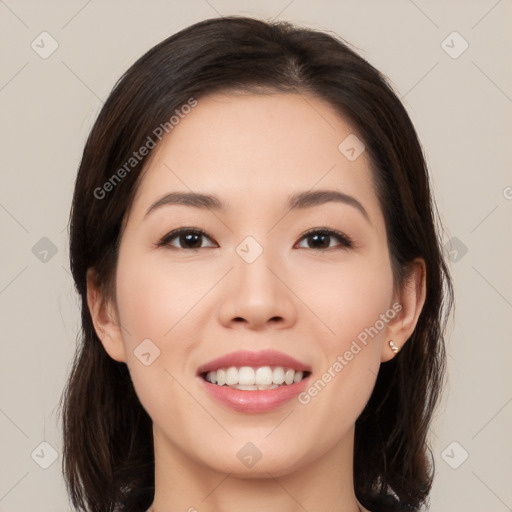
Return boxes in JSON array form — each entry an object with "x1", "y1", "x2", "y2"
[
  {"x1": 381, "y1": 258, "x2": 427, "y2": 362},
  {"x1": 86, "y1": 268, "x2": 127, "y2": 363}
]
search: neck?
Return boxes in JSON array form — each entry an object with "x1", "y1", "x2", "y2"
[{"x1": 149, "y1": 424, "x2": 366, "y2": 512}]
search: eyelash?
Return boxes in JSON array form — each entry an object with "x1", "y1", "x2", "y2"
[{"x1": 154, "y1": 227, "x2": 354, "y2": 251}]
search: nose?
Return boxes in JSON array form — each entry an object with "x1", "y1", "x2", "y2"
[{"x1": 216, "y1": 246, "x2": 297, "y2": 331}]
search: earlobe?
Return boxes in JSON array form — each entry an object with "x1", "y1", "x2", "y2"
[
  {"x1": 381, "y1": 258, "x2": 427, "y2": 362},
  {"x1": 86, "y1": 268, "x2": 127, "y2": 363}
]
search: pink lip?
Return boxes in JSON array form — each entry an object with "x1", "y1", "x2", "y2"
[
  {"x1": 196, "y1": 349, "x2": 312, "y2": 374},
  {"x1": 197, "y1": 374, "x2": 311, "y2": 413},
  {"x1": 196, "y1": 350, "x2": 312, "y2": 413}
]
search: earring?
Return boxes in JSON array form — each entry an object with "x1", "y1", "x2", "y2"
[{"x1": 389, "y1": 340, "x2": 400, "y2": 354}]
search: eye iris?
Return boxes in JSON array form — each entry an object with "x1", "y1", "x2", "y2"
[
  {"x1": 181, "y1": 232, "x2": 201, "y2": 248},
  {"x1": 309, "y1": 233, "x2": 329, "y2": 249}
]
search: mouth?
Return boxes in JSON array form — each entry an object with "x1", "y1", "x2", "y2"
[
  {"x1": 196, "y1": 350, "x2": 312, "y2": 412},
  {"x1": 200, "y1": 366, "x2": 312, "y2": 390}
]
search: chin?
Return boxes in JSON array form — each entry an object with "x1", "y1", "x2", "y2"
[{"x1": 198, "y1": 446, "x2": 310, "y2": 479}]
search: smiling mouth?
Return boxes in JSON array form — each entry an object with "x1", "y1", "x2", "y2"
[{"x1": 200, "y1": 366, "x2": 311, "y2": 390}]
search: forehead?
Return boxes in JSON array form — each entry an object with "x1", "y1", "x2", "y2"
[{"x1": 128, "y1": 92, "x2": 381, "y2": 224}]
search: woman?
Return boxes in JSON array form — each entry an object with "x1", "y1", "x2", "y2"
[{"x1": 60, "y1": 16, "x2": 453, "y2": 512}]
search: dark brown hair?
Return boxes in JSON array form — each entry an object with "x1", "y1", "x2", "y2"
[{"x1": 60, "y1": 15, "x2": 453, "y2": 512}]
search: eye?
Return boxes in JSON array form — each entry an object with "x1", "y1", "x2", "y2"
[
  {"x1": 295, "y1": 228, "x2": 353, "y2": 250},
  {"x1": 155, "y1": 228, "x2": 217, "y2": 250},
  {"x1": 155, "y1": 227, "x2": 353, "y2": 251}
]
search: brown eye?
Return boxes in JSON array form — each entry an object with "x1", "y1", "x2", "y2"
[
  {"x1": 155, "y1": 227, "x2": 353, "y2": 251},
  {"x1": 156, "y1": 229, "x2": 217, "y2": 250},
  {"x1": 296, "y1": 229, "x2": 353, "y2": 250}
]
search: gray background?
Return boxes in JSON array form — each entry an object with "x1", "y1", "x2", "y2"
[{"x1": 1, "y1": 1, "x2": 511, "y2": 511}]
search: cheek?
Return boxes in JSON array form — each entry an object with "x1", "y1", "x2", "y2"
[
  {"x1": 293, "y1": 252, "x2": 393, "y2": 431},
  {"x1": 113, "y1": 250, "x2": 211, "y2": 415},
  {"x1": 294, "y1": 251, "x2": 394, "y2": 345},
  {"x1": 115, "y1": 253, "x2": 207, "y2": 344}
]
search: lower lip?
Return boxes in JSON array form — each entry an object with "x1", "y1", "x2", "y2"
[{"x1": 197, "y1": 375, "x2": 310, "y2": 413}]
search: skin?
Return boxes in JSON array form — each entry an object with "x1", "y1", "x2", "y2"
[{"x1": 87, "y1": 91, "x2": 426, "y2": 512}]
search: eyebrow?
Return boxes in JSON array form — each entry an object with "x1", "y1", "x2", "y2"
[{"x1": 144, "y1": 189, "x2": 370, "y2": 223}]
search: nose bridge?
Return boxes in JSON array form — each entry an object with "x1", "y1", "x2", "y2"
[
  {"x1": 234, "y1": 234, "x2": 280, "y2": 304},
  {"x1": 216, "y1": 234, "x2": 296, "y2": 329}
]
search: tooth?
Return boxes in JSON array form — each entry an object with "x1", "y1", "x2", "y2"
[
  {"x1": 206, "y1": 370, "x2": 217, "y2": 384},
  {"x1": 216, "y1": 368, "x2": 226, "y2": 386},
  {"x1": 284, "y1": 368, "x2": 295, "y2": 385},
  {"x1": 208, "y1": 366, "x2": 306, "y2": 387},
  {"x1": 232, "y1": 384, "x2": 258, "y2": 390},
  {"x1": 272, "y1": 367, "x2": 285, "y2": 385},
  {"x1": 238, "y1": 366, "x2": 255, "y2": 385},
  {"x1": 225, "y1": 366, "x2": 238, "y2": 385},
  {"x1": 255, "y1": 366, "x2": 273, "y2": 386}
]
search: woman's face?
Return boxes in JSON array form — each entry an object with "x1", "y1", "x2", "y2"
[{"x1": 91, "y1": 91, "x2": 414, "y2": 477}]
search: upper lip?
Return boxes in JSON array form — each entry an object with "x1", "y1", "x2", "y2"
[{"x1": 197, "y1": 349, "x2": 312, "y2": 375}]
